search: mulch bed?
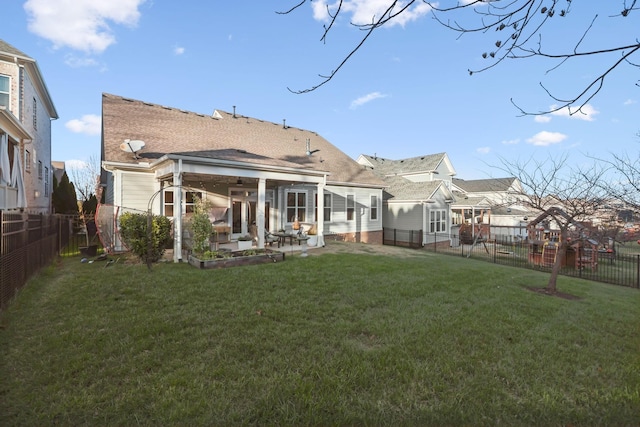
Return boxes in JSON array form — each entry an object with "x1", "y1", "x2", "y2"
[{"x1": 525, "y1": 286, "x2": 582, "y2": 300}]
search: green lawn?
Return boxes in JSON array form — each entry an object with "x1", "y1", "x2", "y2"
[{"x1": 1, "y1": 243, "x2": 639, "y2": 426}]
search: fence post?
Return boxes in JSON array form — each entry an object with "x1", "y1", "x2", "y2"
[
  {"x1": 636, "y1": 255, "x2": 639, "y2": 289},
  {"x1": 394, "y1": 228, "x2": 397, "y2": 246}
]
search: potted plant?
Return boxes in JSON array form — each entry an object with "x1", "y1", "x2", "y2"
[{"x1": 237, "y1": 234, "x2": 254, "y2": 250}]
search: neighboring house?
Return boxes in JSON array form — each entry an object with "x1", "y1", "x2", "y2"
[
  {"x1": 100, "y1": 93, "x2": 386, "y2": 261},
  {"x1": 0, "y1": 39, "x2": 58, "y2": 213},
  {"x1": 357, "y1": 153, "x2": 470, "y2": 247},
  {"x1": 452, "y1": 177, "x2": 533, "y2": 241},
  {"x1": 51, "y1": 160, "x2": 65, "y2": 185}
]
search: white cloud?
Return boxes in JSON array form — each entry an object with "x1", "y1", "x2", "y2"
[
  {"x1": 24, "y1": 0, "x2": 146, "y2": 53},
  {"x1": 534, "y1": 115, "x2": 551, "y2": 123},
  {"x1": 501, "y1": 138, "x2": 520, "y2": 145},
  {"x1": 174, "y1": 46, "x2": 185, "y2": 55},
  {"x1": 549, "y1": 103, "x2": 599, "y2": 121},
  {"x1": 65, "y1": 159, "x2": 90, "y2": 171},
  {"x1": 624, "y1": 99, "x2": 637, "y2": 106},
  {"x1": 312, "y1": 0, "x2": 432, "y2": 27},
  {"x1": 476, "y1": 147, "x2": 490, "y2": 154},
  {"x1": 350, "y1": 91, "x2": 388, "y2": 109},
  {"x1": 64, "y1": 54, "x2": 99, "y2": 68},
  {"x1": 65, "y1": 114, "x2": 101, "y2": 135},
  {"x1": 526, "y1": 131, "x2": 567, "y2": 147}
]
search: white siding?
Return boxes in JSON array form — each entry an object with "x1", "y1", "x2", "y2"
[
  {"x1": 384, "y1": 203, "x2": 423, "y2": 230},
  {"x1": 120, "y1": 171, "x2": 157, "y2": 213},
  {"x1": 283, "y1": 184, "x2": 383, "y2": 236}
]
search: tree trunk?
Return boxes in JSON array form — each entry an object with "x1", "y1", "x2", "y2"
[{"x1": 546, "y1": 231, "x2": 568, "y2": 293}]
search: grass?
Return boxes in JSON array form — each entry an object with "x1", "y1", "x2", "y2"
[{"x1": 1, "y1": 242, "x2": 639, "y2": 426}]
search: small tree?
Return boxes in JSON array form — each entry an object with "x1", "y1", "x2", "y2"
[
  {"x1": 52, "y1": 171, "x2": 78, "y2": 214},
  {"x1": 497, "y1": 153, "x2": 608, "y2": 293},
  {"x1": 186, "y1": 196, "x2": 214, "y2": 255}
]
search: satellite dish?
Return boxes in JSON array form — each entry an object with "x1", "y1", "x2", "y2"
[{"x1": 120, "y1": 139, "x2": 145, "y2": 159}]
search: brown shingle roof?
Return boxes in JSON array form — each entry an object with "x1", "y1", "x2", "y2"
[
  {"x1": 453, "y1": 177, "x2": 517, "y2": 193},
  {"x1": 102, "y1": 93, "x2": 385, "y2": 187},
  {"x1": 361, "y1": 153, "x2": 446, "y2": 176},
  {"x1": 0, "y1": 39, "x2": 32, "y2": 61}
]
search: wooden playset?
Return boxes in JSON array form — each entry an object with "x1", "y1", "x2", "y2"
[{"x1": 526, "y1": 207, "x2": 599, "y2": 270}]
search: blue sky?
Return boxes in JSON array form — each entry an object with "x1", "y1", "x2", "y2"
[{"x1": 4, "y1": 1, "x2": 639, "y2": 179}]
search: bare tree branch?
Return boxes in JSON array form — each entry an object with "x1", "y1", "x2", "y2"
[{"x1": 281, "y1": 1, "x2": 639, "y2": 113}]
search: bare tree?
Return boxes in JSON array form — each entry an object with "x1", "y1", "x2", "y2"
[
  {"x1": 68, "y1": 155, "x2": 101, "y2": 206},
  {"x1": 598, "y1": 136, "x2": 640, "y2": 211},
  {"x1": 496, "y1": 153, "x2": 608, "y2": 293},
  {"x1": 282, "y1": 1, "x2": 639, "y2": 114}
]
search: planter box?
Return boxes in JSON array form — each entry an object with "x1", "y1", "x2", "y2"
[{"x1": 188, "y1": 251, "x2": 285, "y2": 269}]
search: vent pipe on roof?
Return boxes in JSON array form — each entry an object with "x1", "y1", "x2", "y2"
[
  {"x1": 283, "y1": 119, "x2": 287, "y2": 129},
  {"x1": 233, "y1": 106, "x2": 236, "y2": 118}
]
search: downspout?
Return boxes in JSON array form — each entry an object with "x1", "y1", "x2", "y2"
[{"x1": 422, "y1": 201, "x2": 428, "y2": 247}]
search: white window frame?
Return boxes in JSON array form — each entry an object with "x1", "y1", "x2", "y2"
[
  {"x1": 370, "y1": 194, "x2": 378, "y2": 221},
  {"x1": 286, "y1": 190, "x2": 307, "y2": 223},
  {"x1": 0, "y1": 75, "x2": 9, "y2": 108},
  {"x1": 162, "y1": 189, "x2": 203, "y2": 217},
  {"x1": 25, "y1": 149, "x2": 31, "y2": 172},
  {"x1": 33, "y1": 97, "x2": 37, "y2": 130},
  {"x1": 314, "y1": 192, "x2": 332, "y2": 222},
  {"x1": 430, "y1": 209, "x2": 447, "y2": 233},
  {"x1": 44, "y1": 166, "x2": 49, "y2": 197},
  {"x1": 346, "y1": 194, "x2": 355, "y2": 222}
]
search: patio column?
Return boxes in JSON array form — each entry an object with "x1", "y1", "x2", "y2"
[
  {"x1": 257, "y1": 178, "x2": 266, "y2": 249},
  {"x1": 173, "y1": 161, "x2": 183, "y2": 263},
  {"x1": 316, "y1": 180, "x2": 325, "y2": 247}
]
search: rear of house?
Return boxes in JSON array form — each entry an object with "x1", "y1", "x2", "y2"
[{"x1": 100, "y1": 94, "x2": 386, "y2": 261}]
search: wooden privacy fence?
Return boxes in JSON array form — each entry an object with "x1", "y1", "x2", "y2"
[{"x1": 0, "y1": 212, "x2": 73, "y2": 311}]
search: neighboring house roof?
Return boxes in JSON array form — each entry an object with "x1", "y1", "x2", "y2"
[
  {"x1": 101, "y1": 93, "x2": 386, "y2": 188},
  {"x1": 51, "y1": 161, "x2": 65, "y2": 183},
  {"x1": 451, "y1": 194, "x2": 492, "y2": 208},
  {"x1": 382, "y1": 176, "x2": 447, "y2": 202},
  {"x1": 0, "y1": 39, "x2": 58, "y2": 120},
  {"x1": 452, "y1": 177, "x2": 518, "y2": 193},
  {"x1": 359, "y1": 153, "x2": 454, "y2": 177}
]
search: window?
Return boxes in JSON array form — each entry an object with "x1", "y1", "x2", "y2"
[
  {"x1": 286, "y1": 191, "x2": 306, "y2": 222},
  {"x1": 38, "y1": 160, "x2": 42, "y2": 180},
  {"x1": 0, "y1": 75, "x2": 9, "y2": 108},
  {"x1": 185, "y1": 191, "x2": 202, "y2": 214},
  {"x1": 430, "y1": 209, "x2": 447, "y2": 233},
  {"x1": 163, "y1": 190, "x2": 174, "y2": 217},
  {"x1": 25, "y1": 150, "x2": 30, "y2": 172},
  {"x1": 370, "y1": 195, "x2": 378, "y2": 220},
  {"x1": 346, "y1": 194, "x2": 355, "y2": 221},
  {"x1": 44, "y1": 166, "x2": 49, "y2": 196},
  {"x1": 314, "y1": 192, "x2": 332, "y2": 222},
  {"x1": 33, "y1": 97, "x2": 37, "y2": 130}
]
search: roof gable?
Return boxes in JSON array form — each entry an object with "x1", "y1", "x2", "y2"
[
  {"x1": 360, "y1": 152, "x2": 454, "y2": 177},
  {"x1": 453, "y1": 177, "x2": 519, "y2": 194}
]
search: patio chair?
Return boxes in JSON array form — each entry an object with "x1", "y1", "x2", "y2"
[{"x1": 265, "y1": 231, "x2": 279, "y2": 247}]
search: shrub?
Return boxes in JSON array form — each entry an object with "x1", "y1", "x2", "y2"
[{"x1": 119, "y1": 212, "x2": 172, "y2": 262}]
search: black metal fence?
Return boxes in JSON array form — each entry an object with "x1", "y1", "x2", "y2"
[
  {"x1": 385, "y1": 229, "x2": 640, "y2": 289},
  {"x1": 0, "y1": 212, "x2": 97, "y2": 311}
]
